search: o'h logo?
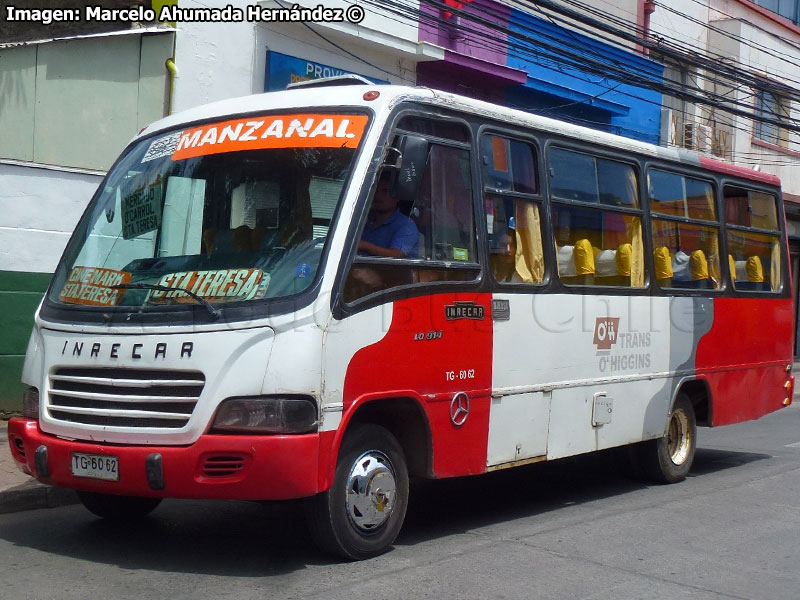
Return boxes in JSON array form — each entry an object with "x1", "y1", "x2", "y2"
[{"x1": 593, "y1": 317, "x2": 620, "y2": 350}]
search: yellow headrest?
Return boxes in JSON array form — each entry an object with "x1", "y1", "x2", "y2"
[
  {"x1": 728, "y1": 254, "x2": 736, "y2": 281},
  {"x1": 654, "y1": 246, "x2": 673, "y2": 279},
  {"x1": 616, "y1": 243, "x2": 632, "y2": 276},
  {"x1": 573, "y1": 239, "x2": 595, "y2": 275},
  {"x1": 690, "y1": 250, "x2": 708, "y2": 280},
  {"x1": 746, "y1": 256, "x2": 764, "y2": 282}
]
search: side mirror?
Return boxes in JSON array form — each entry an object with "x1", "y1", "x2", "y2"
[{"x1": 388, "y1": 135, "x2": 429, "y2": 204}]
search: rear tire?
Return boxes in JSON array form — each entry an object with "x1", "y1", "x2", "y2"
[
  {"x1": 305, "y1": 424, "x2": 409, "y2": 560},
  {"x1": 77, "y1": 491, "x2": 162, "y2": 520},
  {"x1": 638, "y1": 394, "x2": 697, "y2": 484}
]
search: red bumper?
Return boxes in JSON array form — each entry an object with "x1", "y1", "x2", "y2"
[{"x1": 7, "y1": 418, "x2": 320, "y2": 500}]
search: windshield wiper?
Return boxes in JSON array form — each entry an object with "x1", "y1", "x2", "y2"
[{"x1": 111, "y1": 282, "x2": 221, "y2": 320}]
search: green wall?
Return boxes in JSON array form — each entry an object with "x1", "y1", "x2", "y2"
[{"x1": 0, "y1": 271, "x2": 52, "y2": 412}]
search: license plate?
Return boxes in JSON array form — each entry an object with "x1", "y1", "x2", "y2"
[{"x1": 72, "y1": 453, "x2": 119, "y2": 481}]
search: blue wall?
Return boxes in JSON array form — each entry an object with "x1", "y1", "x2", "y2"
[{"x1": 505, "y1": 9, "x2": 664, "y2": 145}]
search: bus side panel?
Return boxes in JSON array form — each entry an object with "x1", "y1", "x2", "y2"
[
  {"x1": 341, "y1": 293, "x2": 493, "y2": 478},
  {"x1": 491, "y1": 295, "x2": 690, "y2": 461},
  {"x1": 696, "y1": 297, "x2": 793, "y2": 425}
]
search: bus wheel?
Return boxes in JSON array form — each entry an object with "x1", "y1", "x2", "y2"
[
  {"x1": 305, "y1": 424, "x2": 409, "y2": 560},
  {"x1": 77, "y1": 491, "x2": 162, "y2": 520},
  {"x1": 639, "y1": 394, "x2": 697, "y2": 484}
]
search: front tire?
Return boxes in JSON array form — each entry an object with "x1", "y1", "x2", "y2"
[
  {"x1": 638, "y1": 394, "x2": 697, "y2": 483},
  {"x1": 77, "y1": 491, "x2": 162, "y2": 520},
  {"x1": 305, "y1": 424, "x2": 409, "y2": 560}
]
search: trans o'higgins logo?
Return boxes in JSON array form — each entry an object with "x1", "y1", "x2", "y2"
[
  {"x1": 593, "y1": 317, "x2": 620, "y2": 351},
  {"x1": 445, "y1": 301, "x2": 485, "y2": 321}
]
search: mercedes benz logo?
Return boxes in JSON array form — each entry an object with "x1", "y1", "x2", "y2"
[{"x1": 450, "y1": 392, "x2": 470, "y2": 426}]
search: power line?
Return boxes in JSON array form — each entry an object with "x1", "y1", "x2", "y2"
[
  {"x1": 368, "y1": 0, "x2": 800, "y2": 163},
  {"x1": 417, "y1": 1, "x2": 800, "y2": 148}
]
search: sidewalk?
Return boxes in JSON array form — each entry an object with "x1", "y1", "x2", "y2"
[{"x1": 0, "y1": 422, "x2": 78, "y2": 514}]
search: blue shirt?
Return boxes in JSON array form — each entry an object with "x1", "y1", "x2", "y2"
[{"x1": 362, "y1": 210, "x2": 419, "y2": 258}]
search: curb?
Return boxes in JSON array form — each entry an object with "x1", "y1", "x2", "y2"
[{"x1": 0, "y1": 479, "x2": 79, "y2": 515}]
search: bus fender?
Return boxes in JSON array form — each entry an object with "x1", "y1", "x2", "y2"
[{"x1": 317, "y1": 391, "x2": 433, "y2": 492}]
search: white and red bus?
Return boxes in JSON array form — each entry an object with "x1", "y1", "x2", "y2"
[{"x1": 7, "y1": 83, "x2": 794, "y2": 559}]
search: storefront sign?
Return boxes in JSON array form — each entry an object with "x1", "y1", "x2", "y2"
[{"x1": 265, "y1": 51, "x2": 386, "y2": 91}]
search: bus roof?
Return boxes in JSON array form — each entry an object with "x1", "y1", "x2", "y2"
[{"x1": 138, "y1": 84, "x2": 781, "y2": 188}]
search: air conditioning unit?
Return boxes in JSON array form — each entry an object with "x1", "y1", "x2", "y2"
[{"x1": 665, "y1": 111, "x2": 730, "y2": 157}]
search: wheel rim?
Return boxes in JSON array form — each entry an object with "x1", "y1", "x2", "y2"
[
  {"x1": 345, "y1": 450, "x2": 397, "y2": 534},
  {"x1": 667, "y1": 408, "x2": 692, "y2": 466}
]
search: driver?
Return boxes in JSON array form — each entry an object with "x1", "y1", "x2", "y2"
[{"x1": 358, "y1": 172, "x2": 419, "y2": 259}]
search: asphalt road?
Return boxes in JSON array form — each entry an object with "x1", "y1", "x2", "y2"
[{"x1": 1, "y1": 403, "x2": 799, "y2": 600}]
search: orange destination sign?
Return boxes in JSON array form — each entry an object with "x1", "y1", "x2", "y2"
[
  {"x1": 148, "y1": 268, "x2": 268, "y2": 303},
  {"x1": 59, "y1": 266, "x2": 132, "y2": 307},
  {"x1": 171, "y1": 113, "x2": 369, "y2": 161}
]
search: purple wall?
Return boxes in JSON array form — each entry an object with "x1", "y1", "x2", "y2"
[
  {"x1": 417, "y1": 0, "x2": 520, "y2": 101},
  {"x1": 418, "y1": 0, "x2": 510, "y2": 62}
]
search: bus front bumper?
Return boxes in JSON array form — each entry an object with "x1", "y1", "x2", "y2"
[{"x1": 6, "y1": 418, "x2": 321, "y2": 500}]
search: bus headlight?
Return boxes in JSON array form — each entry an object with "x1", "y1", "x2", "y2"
[
  {"x1": 22, "y1": 387, "x2": 40, "y2": 419},
  {"x1": 211, "y1": 396, "x2": 318, "y2": 434}
]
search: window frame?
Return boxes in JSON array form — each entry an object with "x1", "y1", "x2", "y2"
[
  {"x1": 754, "y1": 86, "x2": 791, "y2": 148},
  {"x1": 478, "y1": 128, "x2": 548, "y2": 288},
  {"x1": 721, "y1": 181, "x2": 785, "y2": 294},
  {"x1": 335, "y1": 107, "x2": 483, "y2": 315},
  {"x1": 546, "y1": 142, "x2": 647, "y2": 291},
  {"x1": 645, "y1": 165, "x2": 723, "y2": 293}
]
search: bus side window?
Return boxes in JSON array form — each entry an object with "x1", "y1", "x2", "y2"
[
  {"x1": 482, "y1": 134, "x2": 544, "y2": 285},
  {"x1": 649, "y1": 170, "x2": 721, "y2": 291},
  {"x1": 343, "y1": 142, "x2": 478, "y2": 303},
  {"x1": 549, "y1": 148, "x2": 644, "y2": 288},
  {"x1": 724, "y1": 186, "x2": 782, "y2": 292}
]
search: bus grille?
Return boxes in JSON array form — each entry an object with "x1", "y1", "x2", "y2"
[{"x1": 48, "y1": 368, "x2": 205, "y2": 429}]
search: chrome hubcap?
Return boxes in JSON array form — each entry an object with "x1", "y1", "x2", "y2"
[
  {"x1": 667, "y1": 408, "x2": 692, "y2": 465},
  {"x1": 345, "y1": 451, "x2": 397, "y2": 534}
]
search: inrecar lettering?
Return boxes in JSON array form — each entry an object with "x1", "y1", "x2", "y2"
[
  {"x1": 181, "y1": 342, "x2": 193, "y2": 358},
  {"x1": 155, "y1": 343, "x2": 167, "y2": 359}
]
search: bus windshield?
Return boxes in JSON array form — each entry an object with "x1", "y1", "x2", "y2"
[{"x1": 48, "y1": 112, "x2": 368, "y2": 313}]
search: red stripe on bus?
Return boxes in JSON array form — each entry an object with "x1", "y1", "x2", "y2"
[
  {"x1": 341, "y1": 293, "x2": 493, "y2": 478},
  {"x1": 695, "y1": 297, "x2": 793, "y2": 425},
  {"x1": 698, "y1": 156, "x2": 781, "y2": 187}
]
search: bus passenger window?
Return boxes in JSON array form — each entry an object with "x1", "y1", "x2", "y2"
[
  {"x1": 488, "y1": 202, "x2": 544, "y2": 285},
  {"x1": 482, "y1": 134, "x2": 543, "y2": 285},
  {"x1": 548, "y1": 147, "x2": 643, "y2": 288},
  {"x1": 649, "y1": 170, "x2": 720, "y2": 290},
  {"x1": 553, "y1": 205, "x2": 644, "y2": 287},
  {"x1": 650, "y1": 221, "x2": 721, "y2": 290},
  {"x1": 725, "y1": 186, "x2": 782, "y2": 292}
]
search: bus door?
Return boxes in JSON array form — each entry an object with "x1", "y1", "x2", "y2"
[
  {"x1": 481, "y1": 134, "x2": 551, "y2": 467},
  {"x1": 326, "y1": 122, "x2": 494, "y2": 478}
]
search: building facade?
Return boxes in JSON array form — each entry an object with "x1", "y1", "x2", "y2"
[{"x1": 0, "y1": 12, "x2": 175, "y2": 409}]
